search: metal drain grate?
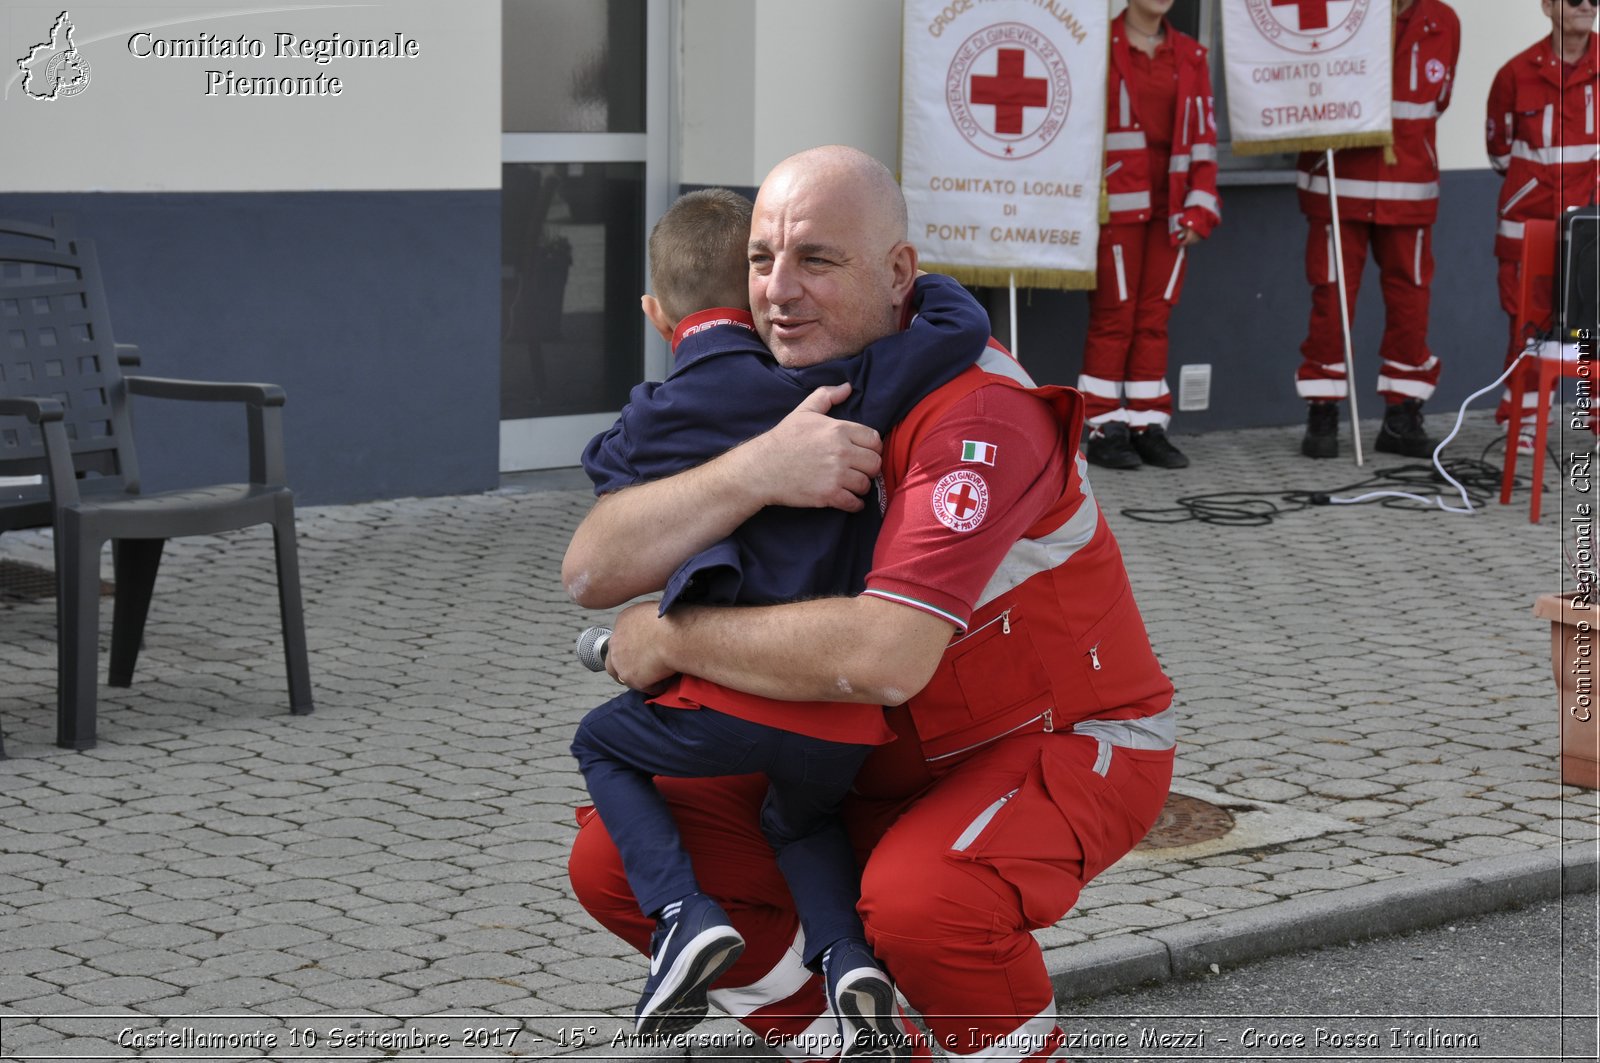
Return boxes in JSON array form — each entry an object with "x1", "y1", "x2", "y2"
[
  {"x1": 0, "y1": 559, "x2": 112, "y2": 602},
  {"x1": 1137, "y1": 792, "x2": 1236, "y2": 849}
]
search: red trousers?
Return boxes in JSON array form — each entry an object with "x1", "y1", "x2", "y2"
[
  {"x1": 569, "y1": 731, "x2": 1174, "y2": 1061},
  {"x1": 1296, "y1": 219, "x2": 1441, "y2": 405},
  {"x1": 1081, "y1": 220, "x2": 1188, "y2": 429}
]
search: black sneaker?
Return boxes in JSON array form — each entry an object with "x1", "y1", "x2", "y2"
[
  {"x1": 1085, "y1": 422, "x2": 1141, "y2": 469},
  {"x1": 1301, "y1": 401, "x2": 1339, "y2": 459},
  {"x1": 823, "y1": 939, "x2": 911, "y2": 1062},
  {"x1": 1375, "y1": 398, "x2": 1437, "y2": 458},
  {"x1": 1131, "y1": 425, "x2": 1190, "y2": 469},
  {"x1": 636, "y1": 893, "x2": 744, "y2": 1037}
]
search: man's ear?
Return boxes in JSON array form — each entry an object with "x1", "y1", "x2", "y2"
[
  {"x1": 888, "y1": 241, "x2": 919, "y2": 307},
  {"x1": 640, "y1": 294, "x2": 675, "y2": 342}
]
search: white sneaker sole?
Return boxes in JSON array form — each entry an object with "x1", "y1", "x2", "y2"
[
  {"x1": 833, "y1": 968, "x2": 910, "y2": 1062},
  {"x1": 635, "y1": 927, "x2": 744, "y2": 1038}
]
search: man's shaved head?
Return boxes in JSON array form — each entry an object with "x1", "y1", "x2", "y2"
[
  {"x1": 748, "y1": 145, "x2": 918, "y2": 367},
  {"x1": 766, "y1": 145, "x2": 909, "y2": 241}
]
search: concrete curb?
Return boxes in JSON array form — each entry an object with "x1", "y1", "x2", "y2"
[{"x1": 1048, "y1": 841, "x2": 1599, "y2": 1000}]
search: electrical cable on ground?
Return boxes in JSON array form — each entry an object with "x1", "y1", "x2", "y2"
[{"x1": 1120, "y1": 346, "x2": 1594, "y2": 526}]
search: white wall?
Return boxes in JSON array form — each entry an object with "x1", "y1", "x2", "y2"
[
  {"x1": 679, "y1": 0, "x2": 903, "y2": 187},
  {"x1": 1439, "y1": 0, "x2": 1551, "y2": 171},
  {"x1": 679, "y1": 0, "x2": 759, "y2": 184},
  {"x1": 0, "y1": 0, "x2": 499, "y2": 192},
  {"x1": 677, "y1": 0, "x2": 1560, "y2": 186}
]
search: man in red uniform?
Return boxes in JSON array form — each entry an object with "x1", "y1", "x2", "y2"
[
  {"x1": 1488, "y1": 0, "x2": 1600, "y2": 442},
  {"x1": 1083, "y1": 0, "x2": 1219, "y2": 471},
  {"x1": 563, "y1": 145, "x2": 1176, "y2": 1062},
  {"x1": 1296, "y1": 0, "x2": 1460, "y2": 460}
]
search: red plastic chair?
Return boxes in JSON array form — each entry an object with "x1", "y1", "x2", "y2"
[{"x1": 1499, "y1": 218, "x2": 1587, "y2": 523}]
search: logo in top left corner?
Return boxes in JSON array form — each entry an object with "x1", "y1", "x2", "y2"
[{"x1": 17, "y1": 11, "x2": 92, "y2": 101}]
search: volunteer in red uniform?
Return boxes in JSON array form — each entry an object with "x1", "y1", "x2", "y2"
[
  {"x1": 1296, "y1": 0, "x2": 1460, "y2": 460},
  {"x1": 563, "y1": 146, "x2": 1176, "y2": 1063},
  {"x1": 1488, "y1": 0, "x2": 1600, "y2": 442},
  {"x1": 1082, "y1": 0, "x2": 1219, "y2": 471}
]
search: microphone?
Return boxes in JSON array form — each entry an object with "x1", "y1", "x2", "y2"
[{"x1": 576, "y1": 626, "x2": 612, "y2": 672}]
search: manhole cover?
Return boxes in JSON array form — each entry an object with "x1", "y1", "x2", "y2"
[
  {"x1": 1137, "y1": 792, "x2": 1236, "y2": 849},
  {"x1": 0, "y1": 559, "x2": 111, "y2": 602}
]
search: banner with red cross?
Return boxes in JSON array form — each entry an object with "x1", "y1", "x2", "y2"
[
  {"x1": 1221, "y1": 0, "x2": 1394, "y2": 154},
  {"x1": 900, "y1": 0, "x2": 1108, "y2": 290}
]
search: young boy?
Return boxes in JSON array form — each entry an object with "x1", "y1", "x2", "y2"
[{"x1": 569, "y1": 188, "x2": 990, "y2": 1055}]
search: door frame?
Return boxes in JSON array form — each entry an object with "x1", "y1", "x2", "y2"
[{"x1": 498, "y1": 0, "x2": 674, "y2": 472}]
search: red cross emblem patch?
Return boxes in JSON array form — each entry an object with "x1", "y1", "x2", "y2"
[
  {"x1": 933, "y1": 469, "x2": 989, "y2": 533},
  {"x1": 1245, "y1": 0, "x2": 1367, "y2": 55},
  {"x1": 945, "y1": 22, "x2": 1071, "y2": 161}
]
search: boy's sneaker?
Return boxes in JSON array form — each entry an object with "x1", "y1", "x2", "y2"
[
  {"x1": 636, "y1": 894, "x2": 744, "y2": 1038},
  {"x1": 823, "y1": 939, "x2": 911, "y2": 1062}
]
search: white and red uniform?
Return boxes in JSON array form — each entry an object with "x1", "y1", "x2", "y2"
[
  {"x1": 1294, "y1": 0, "x2": 1458, "y2": 406},
  {"x1": 570, "y1": 350, "x2": 1176, "y2": 1062},
  {"x1": 1487, "y1": 29, "x2": 1600, "y2": 420},
  {"x1": 1081, "y1": 13, "x2": 1219, "y2": 429}
]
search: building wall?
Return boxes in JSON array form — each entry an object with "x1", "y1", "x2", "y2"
[
  {"x1": 678, "y1": 0, "x2": 1559, "y2": 432},
  {"x1": 0, "y1": 0, "x2": 500, "y2": 504}
]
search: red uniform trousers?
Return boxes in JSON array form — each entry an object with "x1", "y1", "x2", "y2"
[
  {"x1": 1082, "y1": 218, "x2": 1188, "y2": 429},
  {"x1": 569, "y1": 730, "x2": 1174, "y2": 1061},
  {"x1": 1296, "y1": 219, "x2": 1441, "y2": 405}
]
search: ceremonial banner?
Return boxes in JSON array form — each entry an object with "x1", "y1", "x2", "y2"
[
  {"x1": 901, "y1": 0, "x2": 1108, "y2": 290},
  {"x1": 1221, "y1": 0, "x2": 1393, "y2": 155}
]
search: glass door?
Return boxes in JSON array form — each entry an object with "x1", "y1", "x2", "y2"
[{"x1": 499, "y1": 0, "x2": 671, "y2": 471}]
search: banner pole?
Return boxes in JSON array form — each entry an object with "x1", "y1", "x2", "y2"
[
  {"x1": 1325, "y1": 149, "x2": 1364, "y2": 467},
  {"x1": 1008, "y1": 272, "x2": 1019, "y2": 357}
]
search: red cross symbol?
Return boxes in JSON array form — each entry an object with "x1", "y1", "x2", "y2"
[
  {"x1": 945, "y1": 483, "x2": 980, "y2": 519},
  {"x1": 1272, "y1": 0, "x2": 1331, "y2": 31},
  {"x1": 970, "y1": 48, "x2": 1048, "y2": 135}
]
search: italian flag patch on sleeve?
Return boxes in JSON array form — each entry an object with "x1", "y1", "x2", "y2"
[{"x1": 961, "y1": 440, "x2": 997, "y2": 465}]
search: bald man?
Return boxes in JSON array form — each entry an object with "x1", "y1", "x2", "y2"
[{"x1": 565, "y1": 146, "x2": 1176, "y2": 1063}]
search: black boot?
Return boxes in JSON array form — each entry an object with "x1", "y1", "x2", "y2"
[
  {"x1": 1131, "y1": 425, "x2": 1190, "y2": 468},
  {"x1": 1301, "y1": 401, "x2": 1339, "y2": 459},
  {"x1": 1085, "y1": 422, "x2": 1141, "y2": 469},
  {"x1": 1375, "y1": 398, "x2": 1437, "y2": 458}
]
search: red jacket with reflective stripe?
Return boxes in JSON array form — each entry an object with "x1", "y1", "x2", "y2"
[
  {"x1": 1486, "y1": 32, "x2": 1600, "y2": 260},
  {"x1": 1296, "y1": 0, "x2": 1460, "y2": 227},
  {"x1": 1104, "y1": 13, "x2": 1221, "y2": 242},
  {"x1": 877, "y1": 353, "x2": 1174, "y2": 772}
]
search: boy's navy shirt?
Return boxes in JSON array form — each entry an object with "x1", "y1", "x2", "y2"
[{"x1": 581, "y1": 274, "x2": 991, "y2": 613}]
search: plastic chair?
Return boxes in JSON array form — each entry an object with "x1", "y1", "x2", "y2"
[
  {"x1": 1498, "y1": 218, "x2": 1585, "y2": 523},
  {"x1": 0, "y1": 235, "x2": 313, "y2": 749}
]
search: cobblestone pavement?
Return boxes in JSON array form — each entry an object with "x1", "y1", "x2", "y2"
[{"x1": 1, "y1": 411, "x2": 1596, "y2": 1060}]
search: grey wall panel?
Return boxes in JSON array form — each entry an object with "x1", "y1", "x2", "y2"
[{"x1": 0, "y1": 190, "x2": 500, "y2": 505}]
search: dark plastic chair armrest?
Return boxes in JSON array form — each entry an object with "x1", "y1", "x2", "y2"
[
  {"x1": 123, "y1": 376, "x2": 290, "y2": 486},
  {"x1": 0, "y1": 397, "x2": 77, "y2": 507},
  {"x1": 0, "y1": 396, "x2": 64, "y2": 422},
  {"x1": 124, "y1": 375, "x2": 286, "y2": 407},
  {"x1": 115, "y1": 343, "x2": 141, "y2": 368}
]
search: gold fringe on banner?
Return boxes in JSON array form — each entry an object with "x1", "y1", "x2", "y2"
[
  {"x1": 1232, "y1": 130, "x2": 1393, "y2": 156},
  {"x1": 922, "y1": 263, "x2": 1099, "y2": 291}
]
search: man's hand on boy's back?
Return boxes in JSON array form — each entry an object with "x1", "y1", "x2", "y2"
[
  {"x1": 563, "y1": 383, "x2": 881, "y2": 610},
  {"x1": 745, "y1": 384, "x2": 883, "y2": 512}
]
